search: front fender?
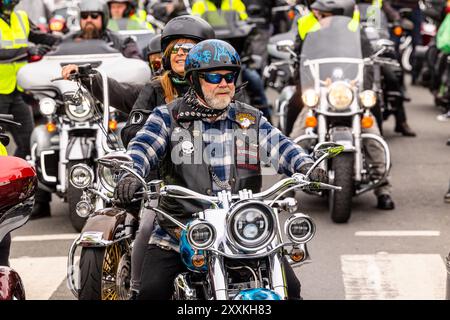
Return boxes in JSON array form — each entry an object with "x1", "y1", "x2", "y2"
[
  {"x1": 0, "y1": 267, "x2": 25, "y2": 300},
  {"x1": 66, "y1": 136, "x2": 95, "y2": 161},
  {"x1": 78, "y1": 207, "x2": 128, "y2": 247},
  {"x1": 329, "y1": 127, "x2": 355, "y2": 152}
]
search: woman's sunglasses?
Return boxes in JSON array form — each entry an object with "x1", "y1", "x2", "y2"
[
  {"x1": 199, "y1": 72, "x2": 237, "y2": 84},
  {"x1": 171, "y1": 43, "x2": 195, "y2": 55},
  {"x1": 80, "y1": 12, "x2": 101, "y2": 20}
]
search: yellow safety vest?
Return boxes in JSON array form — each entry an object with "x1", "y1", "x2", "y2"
[
  {"x1": 297, "y1": 9, "x2": 361, "y2": 40},
  {"x1": 192, "y1": 0, "x2": 248, "y2": 21},
  {"x1": 108, "y1": 15, "x2": 155, "y2": 32},
  {"x1": 0, "y1": 10, "x2": 30, "y2": 95},
  {"x1": 0, "y1": 142, "x2": 7, "y2": 156},
  {"x1": 132, "y1": 9, "x2": 155, "y2": 32}
]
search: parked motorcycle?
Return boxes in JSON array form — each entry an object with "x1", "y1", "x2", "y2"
[
  {"x1": 0, "y1": 115, "x2": 37, "y2": 300},
  {"x1": 66, "y1": 67, "x2": 138, "y2": 300},
  {"x1": 16, "y1": 40, "x2": 150, "y2": 231},
  {"x1": 94, "y1": 143, "x2": 344, "y2": 300},
  {"x1": 287, "y1": 16, "x2": 391, "y2": 223}
]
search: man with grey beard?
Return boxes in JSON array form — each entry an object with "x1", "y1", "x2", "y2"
[
  {"x1": 62, "y1": 0, "x2": 141, "y2": 59},
  {"x1": 114, "y1": 39, "x2": 328, "y2": 300}
]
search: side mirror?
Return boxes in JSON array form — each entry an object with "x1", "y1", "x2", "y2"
[
  {"x1": 276, "y1": 39, "x2": 295, "y2": 53},
  {"x1": 313, "y1": 142, "x2": 344, "y2": 159}
]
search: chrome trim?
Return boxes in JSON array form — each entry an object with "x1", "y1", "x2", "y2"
[
  {"x1": 284, "y1": 213, "x2": 316, "y2": 244},
  {"x1": 353, "y1": 115, "x2": 362, "y2": 182},
  {"x1": 187, "y1": 220, "x2": 216, "y2": 250},
  {"x1": 209, "y1": 254, "x2": 227, "y2": 300},
  {"x1": 69, "y1": 163, "x2": 94, "y2": 189},
  {"x1": 40, "y1": 150, "x2": 57, "y2": 183},
  {"x1": 174, "y1": 273, "x2": 196, "y2": 300},
  {"x1": 270, "y1": 254, "x2": 288, "y2": 299},
  {"x1": 67, "y1": 234, "x2": 82, "y2": 298}
]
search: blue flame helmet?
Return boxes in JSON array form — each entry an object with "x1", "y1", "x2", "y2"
[{"x1": 184, "y1": 39, "x2": 241, "y2": 100}]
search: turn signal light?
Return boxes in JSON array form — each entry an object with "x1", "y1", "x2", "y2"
[
  {"x1": 305, "y1": 116, "x2": 317, "y2": 128},
  {"x1": 290, "y1": 248, "x2": 305, "y2": 262},
  {"x1": 109, "y1": 119, "x2": 118, "y2": 131},
  {"x1": 288, "y1": 10, "x2": 296, "y2": 20},
  {"x1": 192, "y1": 254, "x2": 206, "y2": 268},
  {"x1": 46, "y1": 121, "x2": 57, "y2": 133},
  {"x1": 393, "y1": 26, "x2": 403, "y2": 37},
  {"x1": 361, "y1": 115, "x2": 374, "y2": 129}
]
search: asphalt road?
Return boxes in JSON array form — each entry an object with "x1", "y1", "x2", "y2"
[{"x1": 7, "y1": 79, "x2": 450, "y2": 300}]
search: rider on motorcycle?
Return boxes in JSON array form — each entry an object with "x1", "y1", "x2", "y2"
[
  {"x1": 114, "y1": 39, "x2": 328, "y2": 300},
  {"x1": 143, "y1": 33, "x2": 163, "y2": 77},
  {"x1": 289, "y1": 0, "x2": 396, "y2": 210},
  {"x1": 63, "y1": 15, "x2": 216, "y2": 299},
  {"x1": 106, "y1": 0, "x2": 155, "y2": 32},
  {"x1": 64, "y1": 0, "x2": 141, "y2": 59}
]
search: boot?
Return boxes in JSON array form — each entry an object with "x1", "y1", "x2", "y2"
[
  {"x1": 377, "y1": 194, "x2": 395, "y2": 210},
  {"x1": 394, "y1": 122, "x2": 416, "y2": 137},
  {"x1": 30, "y1": 202, "x2": 51, "y2": 220}
]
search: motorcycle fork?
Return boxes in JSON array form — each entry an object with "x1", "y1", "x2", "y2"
[{"x1": 352, "y1": 114, "x2": 362, "y2": 182}]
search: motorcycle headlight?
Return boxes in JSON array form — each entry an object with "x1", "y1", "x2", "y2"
[
  {"x1": 302, "y1": 89, "x2": 319, "y2": 108},
  {"x1": 227, "y1": 201, "x2": 276, "y2": 252},
  {"x1": 69, "y1": 164, "x2": 94, "y2": 189},
  {"x1": 284, "y1": 213, "x2": 316, "y2": 244},
  {"x1": 39, "y1": 97, "x2": 56, "y2": 116},
  {"x1": 328, "y1": 82, "x2": 353, "y2": 111},
  {"x1": 359, "y1": 90, "x2": 377, "y2": 108},
  {"x1": 187, "y1": 221, "x2": 216, "y2": 250},
  {"x1": 65, "y1": 94, "x2": 93, "y2": 121},
  {"x1": 98, "y1": 164, "x2": 121, "y2": 193}
]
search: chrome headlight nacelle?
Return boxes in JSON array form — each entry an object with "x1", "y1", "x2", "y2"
[
  {"x1": 227, "y1": 201, "x2": 276, "y2": 252},
  {"x1": 65, "y1": 94, "x2": 94, "y2": 122},
  {"x1": 284, "y1": 213, "x2": 315, "y2": 244},
  {"x1": 187, "y1": 220, "x2": 216, "y2": 250},
  {"x1": 69, "y1": 164, "x2": 94, "y2": 189},
  {"x1": 327, "y1": 81, "x2": 354, "y2": 111}
]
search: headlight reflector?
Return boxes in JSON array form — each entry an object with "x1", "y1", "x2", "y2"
[
  {"x1": 284, "y1": 213, "x2": 315, "y2": 244},
  {"x1": 98, "y1": 165, "x2": 121, "y2": 193},
  {"x1": 227, "y1": 202, "x2": 276, "y2": 252},
  {"x1": 69, "y1": 164, "x2": 94, "y2": 189},
  {"x1": 65, "y1": 95, "x2": 93, "y2": 121},
  {"x1": 359, "y1": 90, "x2": 377, "y2": 108},
  {"x1": 39, "y1": 98, "x2": 56, "y2": 116},
  {"x1": 187, "y1": 221, "x2": 216, "y2": 250},
  {"x1": 301, "y1": 89, "x2": 319, "y2": 107},
  {"x1": 328, "y1": 82, "x2": 353, "y2": 110}
]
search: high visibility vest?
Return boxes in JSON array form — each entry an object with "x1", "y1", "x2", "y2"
[
  {"x1": 297, "y1": 8, "x2": 361, "y2": 40},
  {"x1": 132, "y1": 9, "x2": 155, "y2": 32},
  {"x1": 0, "y1": 142, "x2": 7, "y2": 156},
  {"x1": 108, "y1": 15, "x2": 155, "y2": 32},
  {"x1": 0, "y1": 10, "x2": 30, "y2": 95},
  {"x1": 192, "y1": 0, "x2": 248, "y2": 21}
]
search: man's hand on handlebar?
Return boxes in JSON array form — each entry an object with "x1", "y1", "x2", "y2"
[{"x1": 61, "y1": 64, "x2": 79, "y2": 80}]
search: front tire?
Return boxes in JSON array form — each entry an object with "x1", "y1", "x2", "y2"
[
  {"x1": 329, "y1": 153, "x2": 354, "y2": 223},
  {"x1": 78, "y1": 242, "x2": 131, "y2": 300}
]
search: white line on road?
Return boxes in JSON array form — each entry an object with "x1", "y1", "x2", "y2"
[
  {"x1": 12, "y1": 233, "x2": 79, "y2": 242},
  {"x1": 341, "y1": 253, "x2": 446, "y2": 300},
  {"x1": 355, "y1": 230, "x2": 440, "y2": 237}
]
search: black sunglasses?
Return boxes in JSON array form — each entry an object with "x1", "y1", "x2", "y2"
[
  {"x1": 199, "y1": 72, "x2": 237, "y2": 84},
  {"x1": 80, "y1": 12, "x2": 101, "y2": 20},
  {"x1": 171, "y1": 43, "x2": 195, "y2": 55}
]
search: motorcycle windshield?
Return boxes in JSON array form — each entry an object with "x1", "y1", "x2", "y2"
[
  {"x1": 300, "y1": 16, "x2": 363, "y2": 92},
  {"x1": 359, "y1": 3, "x2": 390, "y2": 40}
]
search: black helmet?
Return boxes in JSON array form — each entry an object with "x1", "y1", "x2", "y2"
[
  {"x1": 0, "y1": 0, "x2": 20, "y2": 11},
  {"x1": 161, "y1": 15, "x2": 215, "y2": 70},
  {"x1": 79, "y1": 0, "x2": 110, "y2": 30},
  {"x1": 184, "y1": 39, "x2": 241, "y2": 100},
  {"x1": 145, "y1": 34, "x2": 162, "y2": 57},
  {"x1": 106, "y1": 0, "x2": 135, "y2": 17},
  {"x1": 310, "y1": 0, "x2": 355, "y2": 17}
]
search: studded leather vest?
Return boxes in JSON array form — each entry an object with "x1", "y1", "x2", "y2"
[{"x1": 157, "y1": 98, "x2": 263, "y2": 231}]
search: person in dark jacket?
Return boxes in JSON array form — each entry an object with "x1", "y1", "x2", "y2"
[
  {"x1": 63, "y1": 0, "x2": 141, "y2": 59},
  {"x1": 63, "y1": 15, "x2": 216, "y2": 299},
  {"x1": 115, "y1": 39, "x2": 328, "y2": 300}
]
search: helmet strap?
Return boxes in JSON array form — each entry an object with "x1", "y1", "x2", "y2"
[{"x1": 191, "y1": 72, "x2": 206, "y2": 101}]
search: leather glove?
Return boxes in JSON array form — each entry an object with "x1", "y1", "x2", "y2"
[
  {"x1": 299, "y1": 163, "x2": 328, "y2": 184},
  {"x1": 28, "y1": 44, "x2": 52, "y2": 57},
  {"x1": 114, "y1": 175, "x2": 142, "y2": 205}
]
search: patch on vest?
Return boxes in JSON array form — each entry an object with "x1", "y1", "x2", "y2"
[
  {"x1": 236, "y1": 138, "x2": 259, "y2": 171},
  {"x1": 235, "y1": 112, "x2": 256, "y2": 129},
  {"x1": 131, "y1": 111, "x2": 144, "y2": 125}
]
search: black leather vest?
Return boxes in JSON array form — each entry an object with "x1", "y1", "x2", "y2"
[{"x1": 157, "y1": 99, "x2": 263, "y2": 230}]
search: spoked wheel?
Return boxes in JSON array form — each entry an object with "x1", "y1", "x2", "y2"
[{"x1": 78, "y1": 240, "x2": 131, "y2": 300}]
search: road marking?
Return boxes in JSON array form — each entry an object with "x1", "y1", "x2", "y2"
[
  {"x1": 341, "y1": 253, "x2": 446, "y2": 300},
  {"x1": 355, "y1": 230, "x2": 440, "y2": 237},
  {"x1": 9, "y1": 256, "x2": 69, "y2": 300},
  {"x1": 12, "y1": 233, "x2": 80, "y2": 242}
]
